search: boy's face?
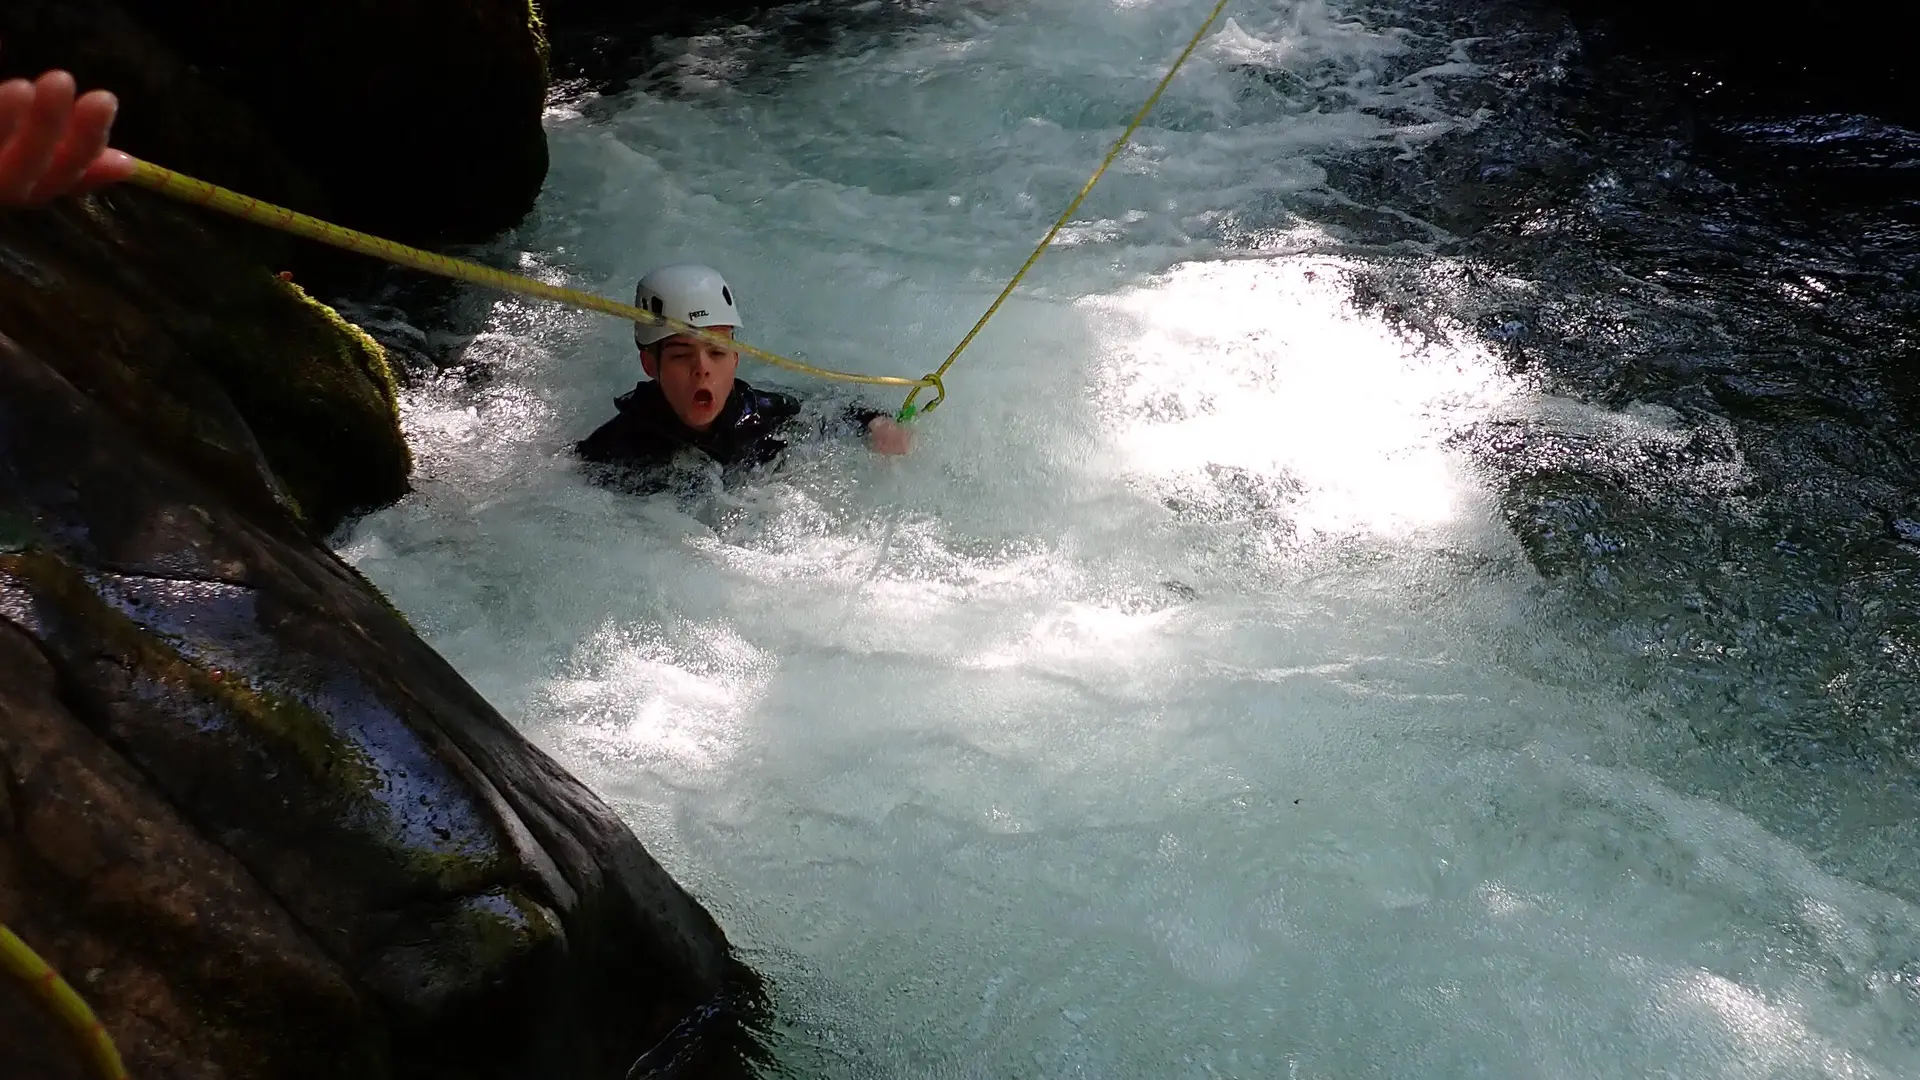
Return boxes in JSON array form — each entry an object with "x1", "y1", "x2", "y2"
[{"x1": 642, "y1": 328, "x2": 740, "y2": 431}]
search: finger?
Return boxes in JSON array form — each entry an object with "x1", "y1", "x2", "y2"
[
  {"x1": 30, "y1": 88, "x2": 117, "y2": 201},
  {"x1": 0, "y1": 78, "x2": 33, "y2": 147},
  {"x1": 75, "y1": 147, "x2": 136, "y2": 193},
  {"x1": 0, "y1": 70, "x2": 75, "y2": 204}
]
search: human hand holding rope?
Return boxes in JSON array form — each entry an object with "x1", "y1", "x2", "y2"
[{"x1": 0, "y1": 48, "x2": 134, "y2": 206}]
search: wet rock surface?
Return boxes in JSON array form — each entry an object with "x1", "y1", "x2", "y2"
[
  {"x1": 0, "y1": 612, "x2": 375, "y2": 1080},
  {"x1": 0, "y1": 217, "x2": 758, "y2": 1072},
  {"x1": 1, "y1": 2, "x2": 761, "y2": 1077}
]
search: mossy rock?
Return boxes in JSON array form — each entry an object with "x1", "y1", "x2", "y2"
[
  {"x1": 0, "y1": 614, "x2": 386, "y2": 1080},
  {"x1": 0, "y1": 4, "x2": 763, "y2": 1075},
  {"x1": 0, "y1": 318, "x2": 760, "y2": 1079},
  {"x1": 0, "y1": 192, "x2": 409, "y2": 533},
  {"x1": 195, "y1": 273, "x2": 409, "y2": 530}
]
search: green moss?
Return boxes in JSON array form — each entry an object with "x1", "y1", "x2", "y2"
[
  {"x1": 3, "y1": 552, "x2": 383, "y2": 810},
  {"x1": 277, "y1": 278, "x2": 401, "y2": 419},
  {"x1": 460, "y1": 888, "x2": 562, "y2": 969},
  {"x1": 190, "y1": 268, "x2": 413, "y2": 532},
  {"x1": 4, "y1": 549, "x2": 510, "y2": 895},
  {"x1": 339, "y1": 559, "x2": 418, "y2": 633},
  {"x1": 527, "y1": 1, "x2": 551, "y2": 77},
  {"x1": 0, "y1": 511, "x2": 36, "y2": 554},
  {"x1": 505, "y1": 887, "x2": 562, "y2": 943},
  {"x1": 407, "y1": 887, "x2": 565, "y2": 1001}
]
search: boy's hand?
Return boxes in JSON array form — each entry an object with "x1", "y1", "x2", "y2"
[
  {"x1": 0, "y1": 60, "x2": 135, "y2": 207},
  {"x1": 867, "y1": 416, "x2": 912, "y2": 456}
]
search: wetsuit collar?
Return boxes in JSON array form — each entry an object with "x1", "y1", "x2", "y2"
[{"x1": 615, "y1": 379, "x2": 751, "y2": 449}]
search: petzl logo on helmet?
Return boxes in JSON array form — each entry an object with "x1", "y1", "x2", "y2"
[{"x1": 688, "y1": 309, "x2": 709, "y2": 318}]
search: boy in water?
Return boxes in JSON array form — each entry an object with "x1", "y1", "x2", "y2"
[
  {"x1": 0, "y1": 72, "x2": 910, "y2": 485},
  {"x1": 575, "y1": 263, "x2": 911, "y2": 490}
]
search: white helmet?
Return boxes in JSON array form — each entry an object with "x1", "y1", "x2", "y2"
[{"x1": 633, "y1": 262, "x2": 742, "y2": 348}]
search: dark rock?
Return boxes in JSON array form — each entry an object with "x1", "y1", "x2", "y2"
[
  {"x1": 0, "y1": 2, "x2": 765, "y2": 1075},
  {"x1": 537, "y1": 0, "x2": 767, "y2": 37},
  {"x1": 0, "y1": 197, "x2": 759, "y2": 1074},
  {"x1": 0, "y1": 195, "x2": 407, "y2": 533},
  {"x1": 3, "y1": 0, "x2": 551, "y2": 245},
  {"x1": 0, "y1": 616, "x2": 378, "y2": 1080},
  {"x1": 128, "y1": 0, "x2": 551, "y2": 243},
  {"x1": 1548, "y1": 0, "x2": 1914, "y2": 124},
  {"x1": 0, "y1": 0, "x2": 336, "y2": 282},
  {"x1": 0, "y1": 0, "x2": 329, "y2": 224}
]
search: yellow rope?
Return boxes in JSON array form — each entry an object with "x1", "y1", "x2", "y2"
[
  {"x1": 0, "y1": 15, "x2": 1235, "y2": 1068},
  {"x1": 0, "y1": 923, "x2": 129, "y2": 1080},
  {"x1": 117, "y1": 0, "x2": 1230, "y2": 420},
  {"x1": 121, "y1": 159, "x2": 932, "y2": 393},
  {"x1": 898, "y1": 0, "x2": 1234, "y2": 419}
]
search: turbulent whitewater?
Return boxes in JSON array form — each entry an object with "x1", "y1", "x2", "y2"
[{"x1": 341, "y1": 0, "x2": 1920, "y2": 1074}]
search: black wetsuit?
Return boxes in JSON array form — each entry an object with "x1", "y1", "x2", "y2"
[{"x1": 575, "y1": 378, "x2": 881, "y2": 491}]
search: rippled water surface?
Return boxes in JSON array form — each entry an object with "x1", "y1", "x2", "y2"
[{"x1": 340, "y1": 0, "x2": 1920, "y2": 1074}]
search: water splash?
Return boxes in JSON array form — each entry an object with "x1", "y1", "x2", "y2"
[{"x1": 340, "y1": 0, "x2": 1920, "y2": 1074}]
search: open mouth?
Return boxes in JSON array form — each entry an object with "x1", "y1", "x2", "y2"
[{"x1": 692, "y1": 388, "x2": 714, "y2": 408}]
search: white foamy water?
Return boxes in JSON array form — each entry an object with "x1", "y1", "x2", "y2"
[{"x1": 341, "y1": 0, "x2": 1920, "y2": 1074}]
